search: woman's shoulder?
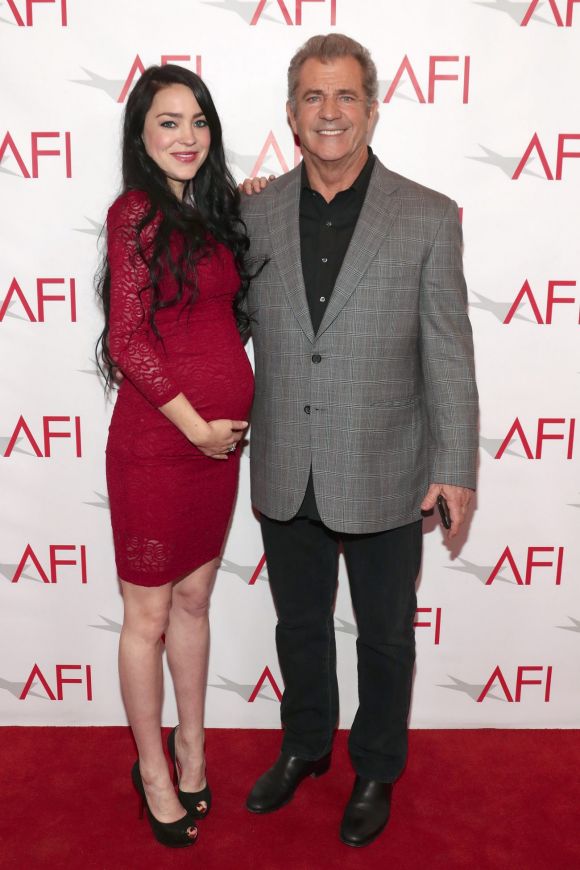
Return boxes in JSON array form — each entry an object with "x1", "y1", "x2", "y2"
[{"x1": 107, "y1": 189, "x2": 154, "y2": 228}]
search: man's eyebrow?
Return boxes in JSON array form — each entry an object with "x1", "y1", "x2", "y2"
[
  {"x1": 154, "y1": 111, "x2": 206, "y2": 118},
  {"x1": 301, "y1": 88, "x2": 358, "y2": 97}
]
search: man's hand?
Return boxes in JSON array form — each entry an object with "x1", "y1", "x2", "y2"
[
  {"x1": 191, "y1": 419, "x2": 248, "y2": 460},
  {"x1": 421, "y1": 483, "x2": 473, "y2": 539},
  {"x1": 238, "y1": 175, "x2": 276, "y2": 196}
]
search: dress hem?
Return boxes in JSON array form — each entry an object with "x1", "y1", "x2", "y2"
[{"x1": 116, "y1": 551, "x2": 221, "y2": 587}]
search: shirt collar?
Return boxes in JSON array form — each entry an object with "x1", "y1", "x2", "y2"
[{"x1": 301, "y1": 147, "x2": 375, "y2": 193}]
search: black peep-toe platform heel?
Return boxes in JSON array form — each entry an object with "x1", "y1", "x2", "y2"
[
  {"x1": 167, "y1": 726, "x2": 212, "y2": 819},
  {"x1": 131, "y1": 761, "x2": 198, "y2": 848}
]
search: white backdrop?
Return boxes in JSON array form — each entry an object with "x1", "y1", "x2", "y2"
[{"x1": 1, "y1": 0, "x2": 579, "y2": 729}]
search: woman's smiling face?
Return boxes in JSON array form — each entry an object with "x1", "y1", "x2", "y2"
[{"x1": 141, "y1": 83, "x2": 211, "y2": 198}]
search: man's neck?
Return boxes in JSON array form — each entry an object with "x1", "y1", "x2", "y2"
[{"x1": 303, "y1": 147, "x2": 369, "y2": 203}]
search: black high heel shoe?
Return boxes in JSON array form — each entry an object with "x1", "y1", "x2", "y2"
[
  {"x1": 131, "y1": 761, "x2": 198, "y2": 848},
  {"x1": 167, "y1": 726, "x2": 212, "y2": 819}
]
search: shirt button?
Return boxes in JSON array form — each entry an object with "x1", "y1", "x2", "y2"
[
  {"x1": 312, "y1": 354, "x2": 322, "y2": 363},
  {"x1": 304, "y1": 405, "x2": 311, "y2": 414},
  {"x1": 319, "y1": 296, "x2": 326, "y2": 302},
  {"x1": 321, "y1": 257, "x2": 328, "y2": 263}
]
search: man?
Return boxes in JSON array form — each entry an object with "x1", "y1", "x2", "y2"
[{"x1": 241, "y1": 34, "x2": 478, "y2": 847}]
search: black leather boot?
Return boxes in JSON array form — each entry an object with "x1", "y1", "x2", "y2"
[
  {"x1": 340, "y1": 776, "x2": 393, "y2": 847},
  {"x1": 246, "y1": 752, "x2": 331, "y2": 813}
]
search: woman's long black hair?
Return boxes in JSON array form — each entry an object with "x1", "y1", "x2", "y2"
[{"x1": 96, "y1": 64, "x2": 253, "y2": 387}]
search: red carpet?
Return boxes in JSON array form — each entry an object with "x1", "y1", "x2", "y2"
[{"x1": 1, "y1": 728, "x2": 578, "y2": 869}]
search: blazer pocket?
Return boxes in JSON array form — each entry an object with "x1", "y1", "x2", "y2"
[
  {"x1": 361, "y1": 399, "x2": 418, "y2": 454},
  {"x1": 369, "y1": 396, "x2": 418, "y2": 409}
]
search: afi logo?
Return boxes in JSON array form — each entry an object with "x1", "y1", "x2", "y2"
[
  {"x1": 383, "y1": 55, "x2": 470, "y2": 104},
  {"x1": 248, "y1": 554, "x2": 267, "y2": 585},
  {"x1": 521, "y1": 0, "x2": 579, "y2": 26},
  {"x1": 251, "y1": 0, "x2": 337, "y2": 25},
  {"x1": 19, "y1": 664, "x2": 93, "y2": 700},
  {"x1": 12, "y1": 544, "x2": 88, "y2": 584},
  {"x1": 248, "y1": 666, "x2": 283, "y2": 702},
  {"x1": 477, "y1": 666, "x2": 553, "y2": 702},
  {"x1": 117, "y1": 55, "x2": 203, "y2": 103},
  {"x1": 414, "y1": 607, "x2": 442, "y2": 645},
  {"x1": 504, "y1": 280, "x2": 578, "y2": 324},
  {"x1": 486, "y1": 547, "x2": 565, "y2": 586},
  {"x1": 0, "y1": 278, "x2": 77, "y2": 323},
  {"x1": 3, "y1": 416, "x2": 82, "y2": 458},
  {"x1": 249, "y1": 132, "x2": 302, "y2": 179},
  {"x1": 495, "y1": 418, "x2": 575, "y2": 460},
  {"x1": 4, "y1": 0, "x2": 67, "y2": 26},
  {"x1": 0, "y1": 132, "x2": 71, "y2": 178},
  {"x1": 512, "y1": 133, "x2": 580, "y2": 180}
]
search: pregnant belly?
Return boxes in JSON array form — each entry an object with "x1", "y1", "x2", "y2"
[
  {"x1": 107, "y1": 346, "x2": 254, "y2": 461},
  {"x1": 177, "y1": 344, "x2": 254, "y2": 419}
]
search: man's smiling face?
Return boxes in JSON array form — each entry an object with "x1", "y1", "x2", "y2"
[{"x1": 287, "y1": 55, "x2": 377, "y2": 170}]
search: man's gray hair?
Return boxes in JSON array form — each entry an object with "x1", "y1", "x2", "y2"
[{"x1": 287, "y1": 33, "x2": 378, "y2": 111}]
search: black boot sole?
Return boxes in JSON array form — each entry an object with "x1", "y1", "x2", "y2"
[{"x1": 340, "y1": 818, "x2": 388, "y2": 848}]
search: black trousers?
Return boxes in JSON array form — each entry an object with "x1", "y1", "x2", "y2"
[{"x1": 260, "y1": 514, "x2": 422, "y2": 783}]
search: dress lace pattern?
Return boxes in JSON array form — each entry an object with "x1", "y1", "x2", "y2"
[
  {"x1": 107, "y1": 191, "x2": 180, "y2": 407},
  {"x1": 105, "y1": 190, "x2": 254, "y2": 586}
]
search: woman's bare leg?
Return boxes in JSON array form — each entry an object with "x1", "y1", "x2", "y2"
[
  {"x1": 119, "y1": 578, "x2": 187, "y2": 822},
  {"x1": 165, "y1": 558, "x2": 219, "y2": 799}
]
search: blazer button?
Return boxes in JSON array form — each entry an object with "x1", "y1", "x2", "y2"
[
  {"x1": 311, "y1": 354, "x2": 322, "y2": 363},
  {"x1": 304, "y1": 405, "x2": 311, "y2": 414}
]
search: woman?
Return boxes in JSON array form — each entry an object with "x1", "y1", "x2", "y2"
[{"x1": 97, "y1": 64, "x2": 255, "y2": 847}]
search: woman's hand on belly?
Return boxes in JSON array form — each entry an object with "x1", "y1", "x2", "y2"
[
  {"x1": 159, "y1": 393, "x2": 247, "y2": 460},
  {"x1": 192, "y1": 418, "x2": 248, "y2": 460}
]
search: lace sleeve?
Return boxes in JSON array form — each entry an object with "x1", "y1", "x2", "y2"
[{"x1": 107, "y1": 191, "x2": 181, "y2": 408}]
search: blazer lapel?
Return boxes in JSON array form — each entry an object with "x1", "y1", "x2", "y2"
[
  {"x1": 266, "y1": 166, "x2": 315, "y2": 344},
  {"x1": 316, "y1": 161, "x2": 401, "y2": 338}
]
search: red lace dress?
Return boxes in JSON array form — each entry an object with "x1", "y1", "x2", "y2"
[{"x1": 105, "y1": 190, "x2": 254, "y2": 586}]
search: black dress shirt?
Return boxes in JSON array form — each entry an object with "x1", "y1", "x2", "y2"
[{"x1": 297, "y1": 149, "x2": 376, "y2": 519}]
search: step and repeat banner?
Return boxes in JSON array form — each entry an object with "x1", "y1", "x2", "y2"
[{"x1": 1, "y1": 0, "x2": 579, "y2": 729}]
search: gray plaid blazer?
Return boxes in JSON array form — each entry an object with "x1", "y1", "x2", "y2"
[{"x1": 242, "y1": 159, "x2": 478, "y2": 534}]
